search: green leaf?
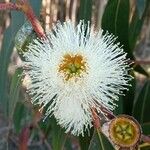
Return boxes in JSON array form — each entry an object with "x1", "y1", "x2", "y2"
[
  {"x1": 29, "y1": 0, "x2": 42, "y2": 16},
  {"x1": 142, "y1": 122, "x2": 150, "y2": 135},
  {"x1": 0, "y1": 6, "x2": 25, "y2": 115},
  {"x1": 39, "y1": 117, "x2": 67, "y2": 150},
  {"x1": 9, "y1": 68, "x2": 23, "y2": 118},
  {"x1": 39, "y1": 118, "x2": 52, "y2": 137},
  {"x1": 51, "y1": 118, "x2": 67, "y2": 150},
  {"x1": 139, "y1": 144, "x2": 150, "y2": 150},
  {"x1": 63, "y1": 138, "x2": 73, "y2": 150},
  {"x1": 129, "y1": 9, "x2": 143, "y2": 50},
  {"x1": 78, "y1": 0, "x2": 92, "y2": 23},
  {"x1": 113, "y1": 96, "x2": 123, "y2": 115},
  {"x1": 132, "y1": 80, "x2": 150, "y2": 123},
  {"x1": 88, "y1": 129, "x2": 115, "y2": 150},
  {"x1": 134, "y1": 64, "x2": 149, "y2": 77},
  {"x1": 15, "y1": 21, "x2": 36, "y2": 59},
  {"x1": 79, "y1": 128, "x2": 94, "y2": 150},
  {"x1": 123, "y1": 75, "x2": 136, "y2": 115},
  {"x1": 15, "y1": 21, "x2": 33, "y2": 51},
  {"x1": 129, "y1": 0, "x2": 150, "y2": 51},
  {"x1": 0, "y1": 0, "x2": 42, "y2": 116},
  {"x1": 102, "y1": 0, "x2": 133, "y2": 58},
  {"x1": 137, "y1": 0, "x2": 146, "y2": 18},
  {"x1": 13, "y1": 102, "x2": 26, "y2": 133}
]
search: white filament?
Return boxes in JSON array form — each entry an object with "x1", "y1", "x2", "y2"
[{"x1": 23, "y1": 21, "x2": 131, "y2": 136}]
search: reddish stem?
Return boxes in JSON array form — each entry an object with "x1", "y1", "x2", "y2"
[
  {"x1": 91, "y1": 108, "x2": 100, "y2": 129},
  {"x1": 141, "y1": 134, "x2": 150, "y2": 143},
  {"x1": 100, "y1": 106, "x2": 116, "y2": 120},
  {"x1": 135, "y1": 60, "x2": 150, "y2": 65},
  {"x1": 20, "y1": 2, "x2": 46, "y2": 38},
  {"x1": 131, "y1": 60, "x2": 150, "y2": 65},
  {"x1": 20, "y1": 0, "x2": 28, "y2": 2},
  {"x1": 0, "y1": 2, "x2": 19, "y2": 10},
  {"x1": 0, "y1": 1, "x2": 46, "y2": 39},
  {"x1": 19, "y1": 125, "x2": 33, "y2": 150}
]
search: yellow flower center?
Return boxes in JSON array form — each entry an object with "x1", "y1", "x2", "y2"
[
  {"x1": 58, "y1": 54, "x2": 87, "y2": 81},
  {"x1": 109, "y1": 115, "x2": 141, "y2": 148}
]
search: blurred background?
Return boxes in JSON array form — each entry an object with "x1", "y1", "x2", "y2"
[{"x1": 0, "y1": 0, "x2": 150, "y2": 149}]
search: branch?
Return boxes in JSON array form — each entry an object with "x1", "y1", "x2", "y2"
[
  {"x1": 0, "y1": 2, "x2": 19, "y2": 10},
  {"x1": 19, "y1": 1, "x2": 46, "y2": 38},
  {"x1": 131, "y1": 60, "x2": 150, "y2": 65},
  {"x1": 0, "y1": 1, "x2": 46, "y2": 39},
  {"x1": 135, "y1": 60, "x2": 150, "y2": 65},
  {"x1": 141, "y1": 134, "x2": 150, "y2": 143},
  {"x1": 91, "y1": 108, "x2": 101, "y2": 129}
]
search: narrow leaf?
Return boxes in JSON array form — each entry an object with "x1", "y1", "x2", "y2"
[
  {"x1": 0, "y1": 0, "x2": 42, "y2": 116},
  {"x1": 79, "y1": 128, "x2": 94, "y2": 150},
  {"x1": 15, "y1": 21, "x2": 36, "y2": 59},
  {"x1": 13, "y1": 102, "x2": 25, "y2": 133},
  {"x1": 129, "y1": 9, "x2": 143, "y2": 50},
  {"x1": 39, "y1": 117, "x2": 67, "y2": 150},
  {"x1": 102, "y1": 0, "x2": 132, "y2": 58},
  {"x1": 123, "y1": 75, "x2": 136, "y2": 115},
  {"x1": 88, "y1": 129, "x2": 115, "y2": 150},
  {"x1": 29, "y1": 0, "x2": 42, "y2": 16},
  {"x1": 142, "y1": 123, "x2": 150, "y2": 135},
  {"x1": 132, "y1": 80, "x2": 150, "y2": 123},
  {"x1": 9, "y1": 68, "x2": 23, "y2": 118},
  {"x1": 113, "y1": 96, "x2": 123, "y2": 115},
  {"x1": 137, "y1": 0, "x2": 146, "y2": 18},
  {"x1": 134, "y1": 64, "x2": 149, "y2": 77},
  {"x1": 78, "y1": 0, "x2": 92, "y2": 23},
  {"x1": 0, "y1": 9, "x2": 25, "y2": 115},
  {"x1": 51, "y1": 117, "x2": 67, "y2": 150}
]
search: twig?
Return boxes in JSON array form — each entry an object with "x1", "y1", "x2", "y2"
[
  {"x1": 141, "y1": 134, "x2": 150, "y2": 143},
  {"x1": 100, "y1": 106, "x2": 116, "y2": 120},
  {"x1": 0, "y1": 1, "x2": 46, "y2": 39},
  {"x1": 0, "y1": 2, "x2": 19, "y2": 10},
  {"x1": 19, "y1": 1, "x2": 46, "y2": 38},
  {"x1": 132, "y1": 60, "x2": 150, "y2": 65},
  {"x1": 91, "y1": 108, "x2": 100, "y2": 129}
]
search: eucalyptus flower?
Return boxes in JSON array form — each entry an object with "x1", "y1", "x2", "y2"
[{"x1": 23, "y1": 21, "x2": 131, "y2": 136}]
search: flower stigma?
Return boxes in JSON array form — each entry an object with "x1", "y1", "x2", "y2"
[{"x1": 58, "y1": 53, "x2": 87, "y2": 81}]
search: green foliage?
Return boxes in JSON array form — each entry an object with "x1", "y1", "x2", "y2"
[
  {"x1": 15, "y1": 21, "x2": 36, "y2": 58},
  {"x1": 13, "y1": 102, "x2": 26, "y2": 133},
  {"x1": 122, "y1": 76, "x2": 136, "y2": 115},
  {"x1": 133, "y1": 80, "x2": 150, "y2": 124},
  {"x1": 142, "y1": 123, "x2": 150, "y2": 135},
  {"x1": 39, "y1": 117, "x2": 72, "y2": 150},
  {"x1": 9, "y1": 68, "x2": 23, "y2": 118},
  {"x1": 134, "y1": 65, "x2": 149, "y2": 77},
  {"x1": 113, "y1": 96, "x2": 123, "y2": 115},
  {"x1": 129, "y1": 0, "x2": 150, "y2": 77},
  {"x1": 0, "y1": 0, "x2": 42, "y2": 116},
  {"x1": 102, "y1": 0, "x2": 131, "y2": 58},
  {"x1": 88, "y1": 130, "x2": 115, "y2": 150},
  {"x1": 0, "y1": 8, "x2": 25, "y2": 116},
  {"x1": 50, "y1": 117, "x2": 67, "y2": 150},
  {"x1": 101, "y1": 0, "x2": 136, "y2": 116},
  {"x1": 78, "y1": 0, "x2": 92, "y2": 23},
  {"x1": 136, "y1": 0, "x2": 146, "y2": 18},
  {"x1": 129, "y1": 9, "x2": 143, "y2": 51},
  {"x1": 102, "y1": 0, "x2": 149, "y2": 77},
  {"x1": 79, "y1": 128, "x2": 94, "y2": 150}
]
